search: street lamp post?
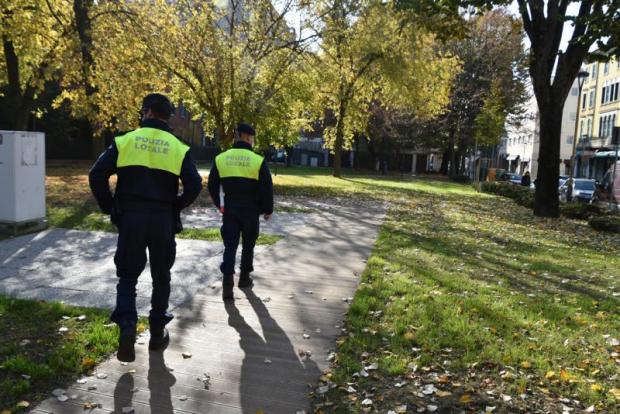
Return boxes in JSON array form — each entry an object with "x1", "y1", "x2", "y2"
[{"x1": 567, "y1": 70, "x2": 590, "y2": 202}]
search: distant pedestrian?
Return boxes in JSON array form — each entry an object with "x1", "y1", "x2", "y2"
[
  {"x1": 89, "y1": 93, "x2": 203, "y2": 362},
  {"x1": 521, "y1": 171, "x2": 531, "y2": 187},
  {"x1": 208, "y1": 123, "x2": 274, "y2": 301}
]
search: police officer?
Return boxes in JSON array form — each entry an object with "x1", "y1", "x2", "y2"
[
  {"x1": 89, "y1": 93, "x2": 202, "y2": 362},
  {"x1": 208, "y1": 123, "x2": 273, "y2": 300}
]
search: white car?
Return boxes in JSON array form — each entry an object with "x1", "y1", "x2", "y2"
[{"x1": 559, "y1": 179, "x2": 597, "y2": 203}]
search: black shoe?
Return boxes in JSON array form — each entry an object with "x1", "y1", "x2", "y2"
[
  {"x1": 117, "y1": 327, "x2": 136, "y2": 362},
  {"x1": 223, "y1": 284, "x2": 234, "y2": 301},
  {"x1": 238, "y1": 272, "x2": 254, "y2": 289},
  {"x1": 149, "y1": 328, "x2": 169, "y2": 351}
]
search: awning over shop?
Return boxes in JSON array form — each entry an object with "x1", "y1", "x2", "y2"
[
  {"x1": 577, "y1": 150, "x2": 595, "y2": 159},
  {"x1": 594, "y1": 150, "x2": 620, "y2": 158}
]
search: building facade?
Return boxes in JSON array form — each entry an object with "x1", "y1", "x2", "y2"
[
  {"x1": 501, "y1": 88, "x2": 539, "y2": 176},
  {"x1": 500, "y1": 78, "x2": 578, "y2": 181},
  {"x1": 576, "y1": 57, "x2": 620, "y2": 180}
]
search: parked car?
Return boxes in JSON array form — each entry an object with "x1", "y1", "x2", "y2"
[
  {"x1": 559, "y1": 178, "x2": 597, "y2": 203},
  {"x1": 499, "y1": 173, "x2": 522, "y2": 185}
]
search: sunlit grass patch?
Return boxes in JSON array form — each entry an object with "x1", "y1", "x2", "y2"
[
  {"x1": 0, "y1": 296, "x2": 118, "y2": 411},
  {"x1": 309, "y1": 176, "x2": 620, "y2": 411},
  {"x1": 177, "y1": 228, "x2": 282, "y2": 245}
]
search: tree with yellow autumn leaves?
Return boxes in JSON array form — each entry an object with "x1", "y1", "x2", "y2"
[{"x1": 1, "y1": 0, "x2": 456, "y2": 163}]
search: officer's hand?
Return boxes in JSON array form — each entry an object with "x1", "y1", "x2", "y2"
[{"x1": 263, "y1": 214, "x2": 271, "y2": 221}]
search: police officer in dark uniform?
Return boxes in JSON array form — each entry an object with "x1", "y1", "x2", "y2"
[
  {"x1": 89, "y1": 93, "x2": 202, "y2": 362},
  {"x1": 208, "y1": 123, "x2": 273, "y2": 300}
]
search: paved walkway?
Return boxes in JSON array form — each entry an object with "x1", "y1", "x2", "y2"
[{"x1": 0, "y1": 199, "x2": 385, "y2": 413}]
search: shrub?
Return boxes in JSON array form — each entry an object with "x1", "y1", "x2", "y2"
[
  {"x1": 560, "y1": 203, "x2": 604, "y2": 220},
  {"x1": 450, "y1": 174, "x2": 471, "y2": 184},
  {"x1": 481, "y1": 181, "x2": 534, "y2": 208},
  {"x1": 589, "y1": 214, "x2": 620, "y2": 233}
]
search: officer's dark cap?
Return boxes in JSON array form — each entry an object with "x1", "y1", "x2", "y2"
[
  {"x1": 237, "y1": 123, "x2": 256, "y2": 137},
  {"x1": 142, "y1": 93, "x2": 174, "y2": 120}
]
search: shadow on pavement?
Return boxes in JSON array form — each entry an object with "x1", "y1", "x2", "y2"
[{"x1": 225, "y1": 289, "x2": 321, "y2": 412}]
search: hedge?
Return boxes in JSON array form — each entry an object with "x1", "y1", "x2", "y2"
[
  {"x1": 481, "y1": 181, "x2": 534, "y2": 209},
  {"x1": 589, "y1": 214, "x2": 620, "y2": 233}
]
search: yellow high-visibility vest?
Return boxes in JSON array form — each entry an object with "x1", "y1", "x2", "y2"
[
  {"x1": 215, "y1": 148, "x2": 264, "y2": 180},
  {"x1": 115, "y1": 127, "x2": 189, "y2": 176}
]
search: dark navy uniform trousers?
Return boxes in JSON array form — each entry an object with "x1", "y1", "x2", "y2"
[
  {"x1": 111, "y1": 208, "x2": 175, "y2": 330},
  {"x1": 220, "y1": 204, "x2": 260, "y2": 283}
]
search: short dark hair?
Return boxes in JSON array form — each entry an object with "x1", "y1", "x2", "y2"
[
  {"x1": 142, "y1": 93, "x2": 174, "y2": 120},
  {"x1": 237, "y1": 123, "x2": 256, "y2": 137}
]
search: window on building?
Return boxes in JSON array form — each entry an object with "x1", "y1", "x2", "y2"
[
  {"x1": 614, "y1": 82, "x2": 620, "y2": 101},
  {"x1": 582, "y1": 93, "x2": 587, "y2": 109},
  {"x1": 599, "y1": 114, "x2": 618, "y2": 137},
  {"x1": 589, "y1": 90, "x2": 595, "y2": 107},
  {"x1": 592, "y1": 64, "x2": 598, "y2": 78},
  {"x1": 604, "y1": 62, "x2": 609, "y2": 75},
  {"x1": 601, "y1": 86, "x2": 606, "y2": 104}
]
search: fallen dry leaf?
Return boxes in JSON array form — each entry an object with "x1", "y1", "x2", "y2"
[{"x1": 459, "y1": 394, "x2": 472, "y2": 404}]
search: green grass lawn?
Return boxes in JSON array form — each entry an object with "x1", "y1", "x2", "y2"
[
  {"x1": 269, "y1": 168, "x2": 620, "y2": 412},
  {"x1": 0, "y1": 296, "x2": 128, "y2": 411}
]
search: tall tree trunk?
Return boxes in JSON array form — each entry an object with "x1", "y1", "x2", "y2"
[
  {"x1": 533, "y1": 96, "x2": 563, "y2": 217},
  {"x1": 440, "y1": 150, "x2": 449, "y2": 175},
  {"x1": 447, "y1": 125, "x2": 456, "y2": 175},
  {"x1": 73, "y1": 0, "x2": 104, "y2": 159},
  {"x1": 2, "y1": 36, "x2": 31, "y2": 130},
  {"x1": 333, "y1": 102, "x2": 346, "y2": 177}
]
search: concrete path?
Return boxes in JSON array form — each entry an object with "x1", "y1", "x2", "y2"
[{"x1": 0, "y1": 198, "x2": 386, "y2": 414}]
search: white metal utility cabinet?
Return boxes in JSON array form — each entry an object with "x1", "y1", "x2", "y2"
[{"x1": 0, "y1": 131, "x2": 46, "y2": 234}]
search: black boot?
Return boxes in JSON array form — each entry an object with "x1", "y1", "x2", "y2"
[
  {"x1": 117, "y1": 327, "x2": 136, "y2": 362},
  {"x1": 223, "y1": 274, "x2": 234, "y2": 301},
  {"x1": 149, "y1": 327, "x2": 170, "y2": 351},
  {"x1": 238, "y1": 271, "x2": 254, "y2": 289},
  {"x1": 222, "y1": 284, "x2": 234, "y2": 301}
]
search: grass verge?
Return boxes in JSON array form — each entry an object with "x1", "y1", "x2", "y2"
[
  {"x1": 0, "y1": 296, "x2": 120, "y2": 411},
  {"x1": 46, "y1": 207, "x2": 281, "y2": 245}
]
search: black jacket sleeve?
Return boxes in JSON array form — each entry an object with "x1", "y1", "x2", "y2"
[
  {"x1": 258, "y1": 160, "x2": 274, "y2": 215},
  {"x1": 207, "y1": 163, "x2": 221, "y2": 209},
  {"x1": 89, "y1": 143, "x2": 118, "y2": 214},
  {"x1": 176, "y1": 152, "x2": 203, "y2": 210}
]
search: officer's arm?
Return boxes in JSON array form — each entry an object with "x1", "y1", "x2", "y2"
[
  {"x1": 88, "y1": 143, "x2": 118, "y2": 215},
  {"x1": 258, "y1": 161, "x2": 274, "y2": 215},
  {"x1": 207, "y1": 163, "x2": 221, "y2": 209},
  {"x1": 176, "y1": 152, "x2": 203, "y2": 210}
]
